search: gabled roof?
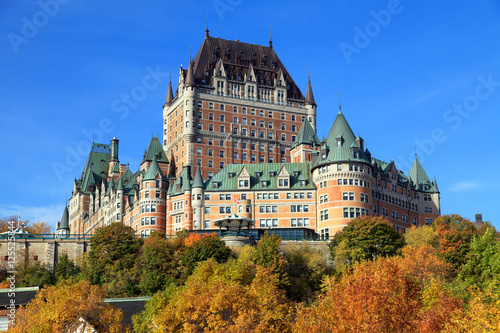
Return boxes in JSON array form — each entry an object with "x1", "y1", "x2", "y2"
[
  {"x1": 409, "y1": 156, "x2": 439, "y2": 193},
  {"x1": 314, "y1": 110, "x2": 370, "y2": 168},
  {"x1": 186, "y1": 35, "x2": 304, "y2": 100},
  {"x1": 142, "y1": 137, "x2": 168, "y2": 164},
  {"x1": 143, "y1": 157, "x2": 165, "y2": 181},
  {"x1": 205, "y1": 163, "x2": 315, "y2": 191},
  {"x1": 293, "y1": 118, "x2": 320, "y2": 148},
  {"x1": 58, "y1": 205, "x2": 69, "y2": 230}
]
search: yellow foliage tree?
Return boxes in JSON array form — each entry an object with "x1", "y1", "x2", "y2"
[{"x1": 9, "y1": 280, "x2": 129, "y2": 333}]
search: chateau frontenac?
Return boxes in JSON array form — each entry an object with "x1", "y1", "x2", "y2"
[{"x1": 60, "y1": 30, "x2": 440, "y2": 238}]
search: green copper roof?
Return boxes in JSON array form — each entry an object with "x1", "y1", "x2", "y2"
[
  {"x1": 293, "y1": 118, "x2": 320, "y2": 148},
  {"x1": 170, "y1": 167, "x2": 192, "y2": 195},
  {"x1": 143, "y1": 157, "x2": 165, "y2": 180},
  {"x1": 205, "y1": 163, "x2": 315, "y2": 192},
  {"x1": 192, "y1": 167, "x2": 204, "y2": 188},
  {"x1": 408, "y1": 156, "x2": 438, "y2": 193},
  {"x1": 116, "y1": 177, "x2": 124, "y2": 190},
  {"x1": 58, "y1": 205, "x2": 69, "y2": 230},
  {"x1": 142, "y1": 137, "x2": 168, "y2": 164},
  {"x1": 112, "y1": 162, "x2": 120, "y2": 173},
  {"x1": 314, "y1": 111, "x2": 370, "y2": 168},
  {"x1": 79, "y1": 143, "x2": 111, "y2": 194}
]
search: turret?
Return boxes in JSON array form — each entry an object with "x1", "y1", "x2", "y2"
[
  {"x1": 191, "y1": 167, "x2": 204, "y2": 230},
  {"x1": 57, "y1": 205, "x2": 70, "y2": 236}
]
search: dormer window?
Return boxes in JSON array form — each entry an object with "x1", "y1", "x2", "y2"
[
  {"x1": 300, "y1": 180, "x2": 307, "y2": 186},
  {"x1": 353, "y1": 151, "x2": 358, "y2": 158},
  {"x1": 269, "y1": 171, "x2": 276, "y2": 177},
  {"x1": 293, "y1": 171, "x2": 299, "y2": 177},
  {"x1": 261, "y1": 181, "x2": 268, "y2": 187},
  {"x1": 255, "y1": 171, "x2": 262, "y2": 177},
  {"x1": 228, "y1": 172, "x2": 235, "y2": 178},
  {"x1": 212, "y1": 182, "x2": 220, "y2": 189},
  {"x1": 337, "y1": 139, "x2": 341, "y2": 147}
]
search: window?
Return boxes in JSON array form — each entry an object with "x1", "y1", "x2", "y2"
[
  {"x1": 196, "y1": 147, "x2": 202, "y2": 155},
  {"x1": 320, "y1": 209, "x2": 329, "y2": 221},
  {"x1": 220, "y1": 125, "x2": 225, "y2": 133},
  {"x1": 209, "y1": 113, "x2": 214, "y2": 120},
  {"x1": 220, "y1": 114, "x2": 225, "y2": 122},
  {"x1": 291, "y1": 115, "x2": 296, "y2": 121}
]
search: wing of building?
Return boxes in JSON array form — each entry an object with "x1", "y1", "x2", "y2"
[{"x1": 65, "y1": 31, "x2": 440, "y2": 238}]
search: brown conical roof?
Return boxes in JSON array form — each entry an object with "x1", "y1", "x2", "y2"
[
  {"x1": 185, "y1": 60, "x2": 195, "y2": 87},
  {"x1": 164, "y1": 77, "x2": 173, "y2": 106},
  {"x1": 305, "y1": 76, "x2": 316, "y2": 106}
]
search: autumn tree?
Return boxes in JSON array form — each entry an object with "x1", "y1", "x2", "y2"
[
  {"x1": 24, "y1": 221, "x2": 52, "y2": 234},
  {"x1": 0, "y1": 215, "x2": 37, "y2": 233},
  {"x1": 433, "y1": 214, "x2": 478, "y2": 276},
  {"x1": 404, "y1": 224, "x2": 439, "y2": 249},
  {"x1": 83, "y1": 223, "x2": 142, "y2": 295},
  {"x1": 294, "y1": 258, "x2": 422, "y2": 332},
  {"x1": 329, "y1": 216, "x2": 405, "y2": 271},
  {"x1": 134, "y1": 259, "x2": 294, "y2": 333},
  {"x1": 10, "y1": 279, "x2": 129, "y2": 333}
]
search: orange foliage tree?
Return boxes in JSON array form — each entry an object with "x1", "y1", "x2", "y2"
[
  {"x1": 134, "y1": 259, "x2": 294, "y2": 332},
  {"x1": 10, "y1": 279, "x2": 129, "y2": 333},
  {"x1": 294, "y1": 248, "x2": 462, "y2": 333}
]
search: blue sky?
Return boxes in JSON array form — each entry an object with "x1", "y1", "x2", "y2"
[{"x1": 1, "y1": 0, "x2": 499, "y2": 230}]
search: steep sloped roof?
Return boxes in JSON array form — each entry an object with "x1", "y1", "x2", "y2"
[
  {"x1": 409, "y1": 156, "x2": 439, "y2": 192},
  {"x1": 192, "y1": 167, "x2": 204, "y2": 188},
  {"x1": 294, "y1": 118, "x2": 320, "y2": 148},
  {"x1": 187, "y1": 36, "x2": 304, "y2": 101},
  {"x1": 58, "y1": 205, "x2": 69, "y2": 230},
  {"x1": 142, "y1": 137, "x2": 168, "y2": 164},
  {"x1": 79, "y1": 143, "x2": 111, "y2": 193},
  {"x1": 143, "y1": 157, "x2": 165, "y2": 181},
  {"x1": 314, "y1": 110, "x2": 370, "y2": 168}
]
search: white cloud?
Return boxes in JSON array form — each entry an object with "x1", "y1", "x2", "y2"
[
  {"x1": 449, "y1": 180, "x2": 483, "y2": 192},
  {"x1": 0, "y1": 204, "x2": 64, "y2": 229}
]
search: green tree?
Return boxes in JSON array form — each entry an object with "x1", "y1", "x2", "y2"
[
  {"x1": 135, "y1": 231, "x2": 185, "y2": 295},
  {"x1": 458, "y1": 226, "x2": 500, "y2": 292},
  {"x1": 282, "y1": 243, "x2": 333, "y2": 302},
  {"x1": 181, "y1": 233, "x2": 232, "y2": 274},
  {"x1": 84, "y1": 223, "x2": 142, "y2": 287},
  {"x1": 54, "y1": 252, "x2": 80, "y2": 284},
  {"x1": 15, "y1": 249, "x2": 53, "y2": 288},
  {"x1": 254, "y1": 232, "x2": 289, "y2": 287},
  {"x1": 329, "y1": 216, "x2": 405, "y2": 271},
  {"x1": 434, "y1": 214, "x2": 478, "y2": 276}
]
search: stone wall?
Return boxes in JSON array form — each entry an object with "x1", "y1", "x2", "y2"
[{"x1": 0, "y1": 238, "x2": 90, "y2": 271}]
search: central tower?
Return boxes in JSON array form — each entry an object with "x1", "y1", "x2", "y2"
[{"x1": 162, "y1": 30, "x2": 316, "y2": 180}]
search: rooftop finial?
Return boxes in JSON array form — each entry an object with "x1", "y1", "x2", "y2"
[
  {"x1": 415, "y1": 147, "x2": 417, "y2": 158},
  {"x1": 189, "y1": 44, "x2": 192, "y2": 62},
  {"x1": 477, "y1": 204, "x2": 480, "y2": 213},
  {"x1": 269, "y1": 22, "x2": 273, "y2": 49},
  {"x1": 338, "y1": 91, "x2": 342, "y2": 114},
  {"x1": 308, "y1": 65, "x2": 310, "y2": 81},
  {"x1": 205, "y1": 12, "x2": 209, "y2": 38}
]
